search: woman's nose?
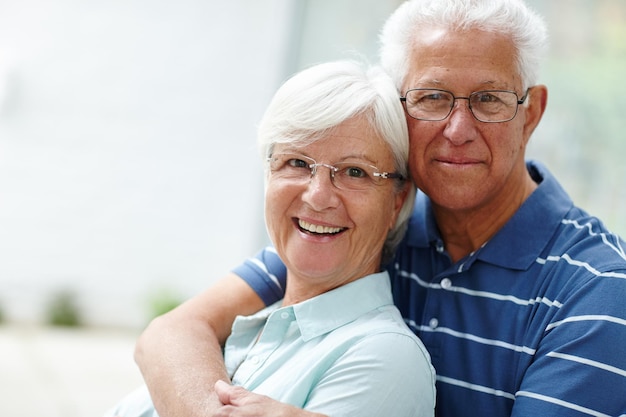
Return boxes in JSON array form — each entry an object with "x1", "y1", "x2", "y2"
[{"x1": 301, "y1": 166, "x2": 341, "y2": 209}]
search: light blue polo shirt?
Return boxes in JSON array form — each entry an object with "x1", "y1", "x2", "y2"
[
  {"x1": 224, "y1": 271, "x2": 436, "y2": 417},
  {"x1": 103, "y1": 272, "x2": 436, "y2": 417}
]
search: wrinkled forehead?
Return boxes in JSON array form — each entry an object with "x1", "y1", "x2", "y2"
[{"x1": 402, "y1": 27, "x2": 522, "y2": 91}]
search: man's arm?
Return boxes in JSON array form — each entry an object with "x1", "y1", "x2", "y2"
[
  {"x1": 510, "y1": 267, "x2": 626, "y2": 416},
  {"x1": 134, "y1": 272, "x2": 266, "y2": 417}
]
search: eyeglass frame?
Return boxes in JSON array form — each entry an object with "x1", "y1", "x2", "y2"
[
  {"x1": 266, "y1": 153, "x2": 405, "y2": 192},
  {"x1": 399, "y1": 88, "x2": 531, "y2": 123}
]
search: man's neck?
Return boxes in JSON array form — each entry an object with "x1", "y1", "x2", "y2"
[{"x1": 434, "y1": 173, "x2": 538, "y2": 263}]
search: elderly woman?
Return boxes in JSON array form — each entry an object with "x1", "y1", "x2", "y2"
[{"x1": 105, "y1": 61, "x2": 435, "y2": 417}]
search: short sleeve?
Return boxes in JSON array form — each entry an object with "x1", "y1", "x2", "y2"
[
  {"x1": 511, "y1": 272, "x2": 626, "y2": 416},
  {"x1": 232, "y1": 246, "x2": 287, "y2": 306}
]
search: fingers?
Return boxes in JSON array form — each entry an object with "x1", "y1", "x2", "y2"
[{"x1": 214, "y1": 380, "x2": 234, "y2": 405}]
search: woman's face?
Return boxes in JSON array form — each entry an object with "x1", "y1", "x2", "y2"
[{"x1": 265, "y1": 116, "x2": 408, "y2": 302}]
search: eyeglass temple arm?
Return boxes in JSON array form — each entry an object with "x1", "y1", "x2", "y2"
[
  {"x1": 374, "y1": 172, "x2": 405, "y2": 180},
  {"x1": 517, "y1": 88, "x2": 532, "y2": 104}
]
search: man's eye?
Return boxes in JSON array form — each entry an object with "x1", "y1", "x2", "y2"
[
  {"x1": 423, "y1": 93, "x2": 445, "y2": 101},
  {"x1": 474, "y1": 93, "x2": 500, "y2": 103},
  {"x1": 415, "y1": 92, "x2": 452, "y2": 108}
]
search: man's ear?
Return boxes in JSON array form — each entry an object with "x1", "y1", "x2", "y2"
[{"x1": 522, "y1": 84, "x2": 548, "y2": 142}]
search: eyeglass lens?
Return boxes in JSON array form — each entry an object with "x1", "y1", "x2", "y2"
[
  {"x1": 402, "y1": 89, "x2": 522, "y2": 122},
  {"x1": 267, "y1": 153, "x2": 391, "y2": 191}
]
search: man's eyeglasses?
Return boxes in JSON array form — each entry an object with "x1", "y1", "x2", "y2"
[
  {"x1": 400, "y1": 88, "x2": 530, "y2": 123},
  {"x1": 266, "y1": 153, "x2": 405, "y2": 192}
]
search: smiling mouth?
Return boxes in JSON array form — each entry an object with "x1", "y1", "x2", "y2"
[
  {"x1": 298, "y1": 219, "x2": 345, "y2": 235},
  {"x1": 436, "y1": 157, "x2": 481, "y2": 166}
]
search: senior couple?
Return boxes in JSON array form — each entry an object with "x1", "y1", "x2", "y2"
[{"x1": 108, "y1": 0, "x2": 626, "y2": 416}]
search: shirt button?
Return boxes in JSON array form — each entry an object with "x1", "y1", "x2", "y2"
[
  {"x1": 429, "y1": 318, "x2": 439, "y2": 329},
  {"x1": 250, "y1": 356, "x2": 260, "y2": 364},
  {"x1": 436, "y1": 240, "x2": 445, "y2": 253},
  {"x1": 280, "y1": 312, "x2": 290, "y2": 319},
  {"x1": 441, "y1": 278, "x2": 452, "y2": 289}
]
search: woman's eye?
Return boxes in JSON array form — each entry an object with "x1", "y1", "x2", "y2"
[
  {"x1": 287, "y1": 158, "x2": 309, "y2": 169},
  {"x1": 344, "y1": 166, "x2": 367, "y2": 178}
]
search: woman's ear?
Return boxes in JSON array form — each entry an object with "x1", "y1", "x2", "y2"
[{"x1": 389, "y1": 182, "x2": 411, "y2": 230}]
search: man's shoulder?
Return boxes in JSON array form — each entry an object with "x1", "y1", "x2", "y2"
[
  {"x1": 533, "y1": 207, "x2": 626, "y2": 304},
  {"x1": 552, "y1": 206, "x2": 626, "y2": 266}
]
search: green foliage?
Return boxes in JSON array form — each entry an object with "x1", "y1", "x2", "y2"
[
  {"x1": 47, "y1": 290, "x2": 82, "y2": 327},
  {"x1": 147, "y1": 288, "x2": 183, "y2": 321}
]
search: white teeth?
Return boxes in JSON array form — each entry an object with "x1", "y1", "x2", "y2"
[{"x1": 299, "y1": 219, "x2": 343, "y2": 234}]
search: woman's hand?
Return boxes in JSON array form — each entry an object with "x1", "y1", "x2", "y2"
[{"x1": 213, "y1": 381, "x2": 327, "y2": 417}]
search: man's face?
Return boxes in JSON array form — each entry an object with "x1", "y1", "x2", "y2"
[{"x1": 402, "y1": 28, "x2": 533, "y2": 213}]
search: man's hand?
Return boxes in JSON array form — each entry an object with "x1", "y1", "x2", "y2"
[
  {"x1": 135, "y1": 273, "x2": 267, "y2": 417},
  {"x1": 213, "y1": 381, "x2": 327, "y2": 417}
]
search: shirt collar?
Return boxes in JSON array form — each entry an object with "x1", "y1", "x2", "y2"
[
  {"x1": 291, "y1": 271, "x2": 393, "y2": 341},
  {"x1": 406, "y1": 160, "x2": 574, "y2": 270}
]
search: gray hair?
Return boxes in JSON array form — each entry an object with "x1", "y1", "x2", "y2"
[
  {"x1": 380, "y1": 0, "x2": 548, "y2": 91},
  {"x1": 258, "y1": 60, "x2": 415, "y2": 262}
]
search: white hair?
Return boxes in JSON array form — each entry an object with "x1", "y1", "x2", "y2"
[
  {"x1": 380, "y1": 0, "x2": 548, "y2": 91},
  {"x1": 258, "y1": 60, "x2": 415, "y2": 261}
]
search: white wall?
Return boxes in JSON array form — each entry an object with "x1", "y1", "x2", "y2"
[
  {"x1": 0, "y1": 0, "x2": 294, "y2": 327},
  {"x1": 1, "y1": 0, "x2": 624, "y2": 328}
]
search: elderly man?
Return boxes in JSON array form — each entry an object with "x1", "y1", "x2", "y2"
[{"x1": 134, "y1": 1, "x2": 626, "y2": 416}]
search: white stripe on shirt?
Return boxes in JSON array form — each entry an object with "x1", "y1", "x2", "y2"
[{"x1": 516, "y1": 391, "x2": 614, "y2": 417}]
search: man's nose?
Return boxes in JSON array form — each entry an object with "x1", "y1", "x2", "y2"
[{"x1": 443, "y1": 99, "x2": 478, "y2": 145}]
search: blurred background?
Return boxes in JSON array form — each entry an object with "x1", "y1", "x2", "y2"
[{"x1": 0, "y1": 0, "x2": 624, "y2": 416}]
